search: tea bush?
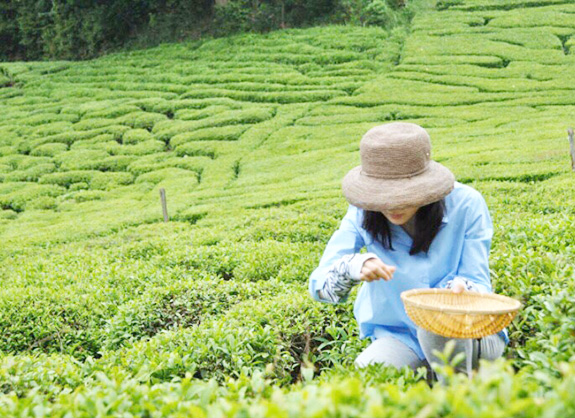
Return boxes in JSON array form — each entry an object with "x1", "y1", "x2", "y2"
[
  {"x1": 3, "y1": 164, "x2": 56, "y2": 182},
  {"x1": 135, "y1": 168, "x2": 199, "y2": 185},
  {"x1": 38, "y1": 171, "x2": 100, "y2": 188},
  {"x1": 122, "y1": 129, "x2": 154, "y2": 144},
  {"x1": 2, "y1": 0, "x2": 575, "y2": 415}
]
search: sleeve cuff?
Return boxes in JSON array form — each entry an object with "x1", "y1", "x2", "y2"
[{"x1": 348, "y1": 252, "x2": 379, "y2": 281}]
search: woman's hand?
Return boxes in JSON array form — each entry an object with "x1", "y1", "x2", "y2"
[
  {"x1": 360, "y1": 257, "x2": 396, "y2": 282},
  {"x1": 450, "y1": 277, "x2": 467, "y2": 294}
]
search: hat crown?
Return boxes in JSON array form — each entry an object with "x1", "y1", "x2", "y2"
[{"x1": 360, "y1": 122, "x2": 431, "y2": 179}]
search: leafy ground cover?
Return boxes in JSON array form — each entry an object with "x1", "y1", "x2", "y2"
[{"x1": 1, "y1": 0, "x2": 575, "y2": 415}]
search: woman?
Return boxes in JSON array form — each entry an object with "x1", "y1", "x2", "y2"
[{"x1": 308, "y1": 122, "x2": 508, "y2": 380}]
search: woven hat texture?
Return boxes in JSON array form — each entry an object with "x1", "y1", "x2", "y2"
[{"x1": 342, "y1": 122, "x2": 455, "y2": 210}]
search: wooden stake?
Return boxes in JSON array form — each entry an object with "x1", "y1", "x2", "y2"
[
  {"x1": 569, "y1": 128, "x2": 575, "y2": 171},
  {"x1": 159, "y1": 188, "x2": 169, "y2": 222}
]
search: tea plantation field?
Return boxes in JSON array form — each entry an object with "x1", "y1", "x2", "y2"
[{"x1": 1, "y1": 0, "x2": 575, "y2": 415}]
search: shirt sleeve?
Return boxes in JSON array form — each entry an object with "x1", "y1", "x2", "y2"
[
  {"x1": 308, "y1": 204, "x2": 367, "y2": 303},
  {"x1": 317, "y1": 252, "x2": 379, "y2": 304},
  {"x1": 435, "y1": 190, "x2": 493, "y2": 294}
]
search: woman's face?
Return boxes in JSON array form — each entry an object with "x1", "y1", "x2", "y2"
[{"x1": 381, "y1": 206, "x2": 420, "y2": 225}]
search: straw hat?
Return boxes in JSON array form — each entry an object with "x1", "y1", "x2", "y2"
[{"x1": 342, "y1": 122, "x2": 455, "y2": 211}]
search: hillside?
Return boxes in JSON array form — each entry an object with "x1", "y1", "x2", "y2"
[{"x1": 1, "y1": 0, "x2": 575, "y2": 415}]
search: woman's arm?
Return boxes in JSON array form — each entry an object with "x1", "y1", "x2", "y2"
[
  {"x1": 317, "y1": 252, "x2": 379, "y2": 303},
  {"x1": 436, "y1": 190, "x2": 493, "y2": 293},
  {"x1": 309, "y1": 204, "x2": 369, "y2": 304}
]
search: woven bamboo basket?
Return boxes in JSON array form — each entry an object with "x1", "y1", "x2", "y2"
[{"x1": 401, "y1": 288, "x2": 522, "y2": 339}]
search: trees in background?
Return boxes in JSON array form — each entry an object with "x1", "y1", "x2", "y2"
[{"x1": 0, "y1": 0, "x2": 410, "y2": 61}]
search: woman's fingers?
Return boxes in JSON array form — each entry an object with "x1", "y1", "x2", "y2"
[
  {"x1": 373, "y1": 265, "x2": 391, "y2": 281},
  {"x1": 360, "y1": 258, "x2": 396, "y2": 282},
  {"x1": 373, "y1": 259, "x2": 396, "y2": 281},
  {"x1": 360, "y1": 267, "x2": 378, "y2": 282},
  {"x1": 451, "y1": 281, "x2": 466, "y2": 294},
  {"x1": 360, "y1": 260, "x2": 380, "y2": 281},
  {"x1": 360, "y1": 263, "x2": 380, "y2": 281}
]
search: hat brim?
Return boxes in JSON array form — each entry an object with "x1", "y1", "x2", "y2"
[{"x1": 342, "y1": 161, "x2": 455, "y2": 211}]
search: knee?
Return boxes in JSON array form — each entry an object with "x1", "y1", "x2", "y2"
[
  {"x1": 479, "y1": 334, "x2": 507, "y2": 361},
  {"x1": 354, "y1": 347, "x2": 397, "y2": 370},
  {"x1": 354, "y1": 356, "x2": 366, "y2": 369}
]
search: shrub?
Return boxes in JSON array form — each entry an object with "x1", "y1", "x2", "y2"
[
  {"x1": 72, "y1": 118, "x2": 119, "y2": 131},
  {"x1": 0, "y1": 147, "x2": 17, "y2": 157},
  {"x1": 69, "y1": 134, "x2": 117, "y2": 149},
  {"x1": 72, "y1": 190, "x2": 106, "y2": 202},
  {"x1": 116, "y1": 112, "x2": 168, "y2": 130},
  {"x1": 69, "y1": 182, "x2": 89, "y2": 191},
  {"x1": 114, "y1": 140, "x2": 166, "y2": 156},
  {"x1": 174, "y1": 240, "x2": 320, "y2": 283},
  {"x1": 84, "y1": 104, "x2": 141, "y2": 119},
  {"x1": 31, "y1": 125, "x2": 129, "y2": 147},
  {"x1": 101, "y1": 278, "x2": 285, "y2": 350},
  {"x1": 169, "y1": 125, "x2": 250, "y2": 147},
  {"x1": 95, "y1": 155, "x2": 138, "y2": 171},
  {"x1": 0, "y1": 155, "x2": 52, "y2": 171},
  {"x1": 0, "y1": 209, "x2": 17, "y2": 220},
  {"x1": 0, "y1": 183, "x2": 65, "y2": 212},
  {"x1": 30, "y1": 143, "x2": 68, "y2": 157},
  {"x1": 90, "y1": 172, "x2": 134, "y2": 190},
  {"x1": 174, "y1": 144, "x2": 217, "y2": 159},
  {"x1": 122, "y1": 129, "x2": 154, "y2": 144},
  {"x1": 126, "y1": 154, "x2": 205, "y2": 176},
  {"x1": 55, "y1": 150, "x2": 110, "y2": 171},
  {"x1": 3, "y1": 163, "x2": 57, "y2": 182},
  {"x1": 0, "y1": 285, "x2": 111, "y2": 358},
  {"x1": 135, "y1": 168, "x2": 199, "y2": 185},
  {"x1": 0, "y1": 353, "x2": 86, "y2": 398},
  {"x1": 26, "y1": 196, "x2": 58, "y2": 210},
  {"x1": 39, "y1": 171, "x2": 99, "y2": 188},
  {"x1": 174, "y1": 105, "x2": 230, "y2": 121},
  {"x1": 31, "y1": 121, "x2": 75, "y2": 137}
]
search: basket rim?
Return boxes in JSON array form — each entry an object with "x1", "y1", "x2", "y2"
[{"x1": 400, "y1": 288, "x2": 522, "y2": 315}]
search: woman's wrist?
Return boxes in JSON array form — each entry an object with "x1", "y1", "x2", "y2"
[{"x1": 317, "y1": 252, "x2": 377, "y2": 304}]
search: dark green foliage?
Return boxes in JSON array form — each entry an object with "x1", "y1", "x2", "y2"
[
  {"x1": 1, "y1": 0, "x2": 411, "y2": 61},
  {"x1": 0, "y1": 0, "x2": 211, "y2": 61},
  {"x1": 212, "y1": 0, "x2": 335, "y2": 35}
]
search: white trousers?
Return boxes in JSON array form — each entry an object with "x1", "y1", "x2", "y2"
[{"x1": 355, "y1": 328, "x2": 506, "y2": 381}]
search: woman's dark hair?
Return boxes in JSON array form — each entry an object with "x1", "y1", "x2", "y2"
[{"x1": 362, "y1": 199, "x2": 446, "y2": 255}]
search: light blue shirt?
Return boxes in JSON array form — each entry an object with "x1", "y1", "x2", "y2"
[{"x1": 309, "y1": 181, "x2": 508, "y2": 360}]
